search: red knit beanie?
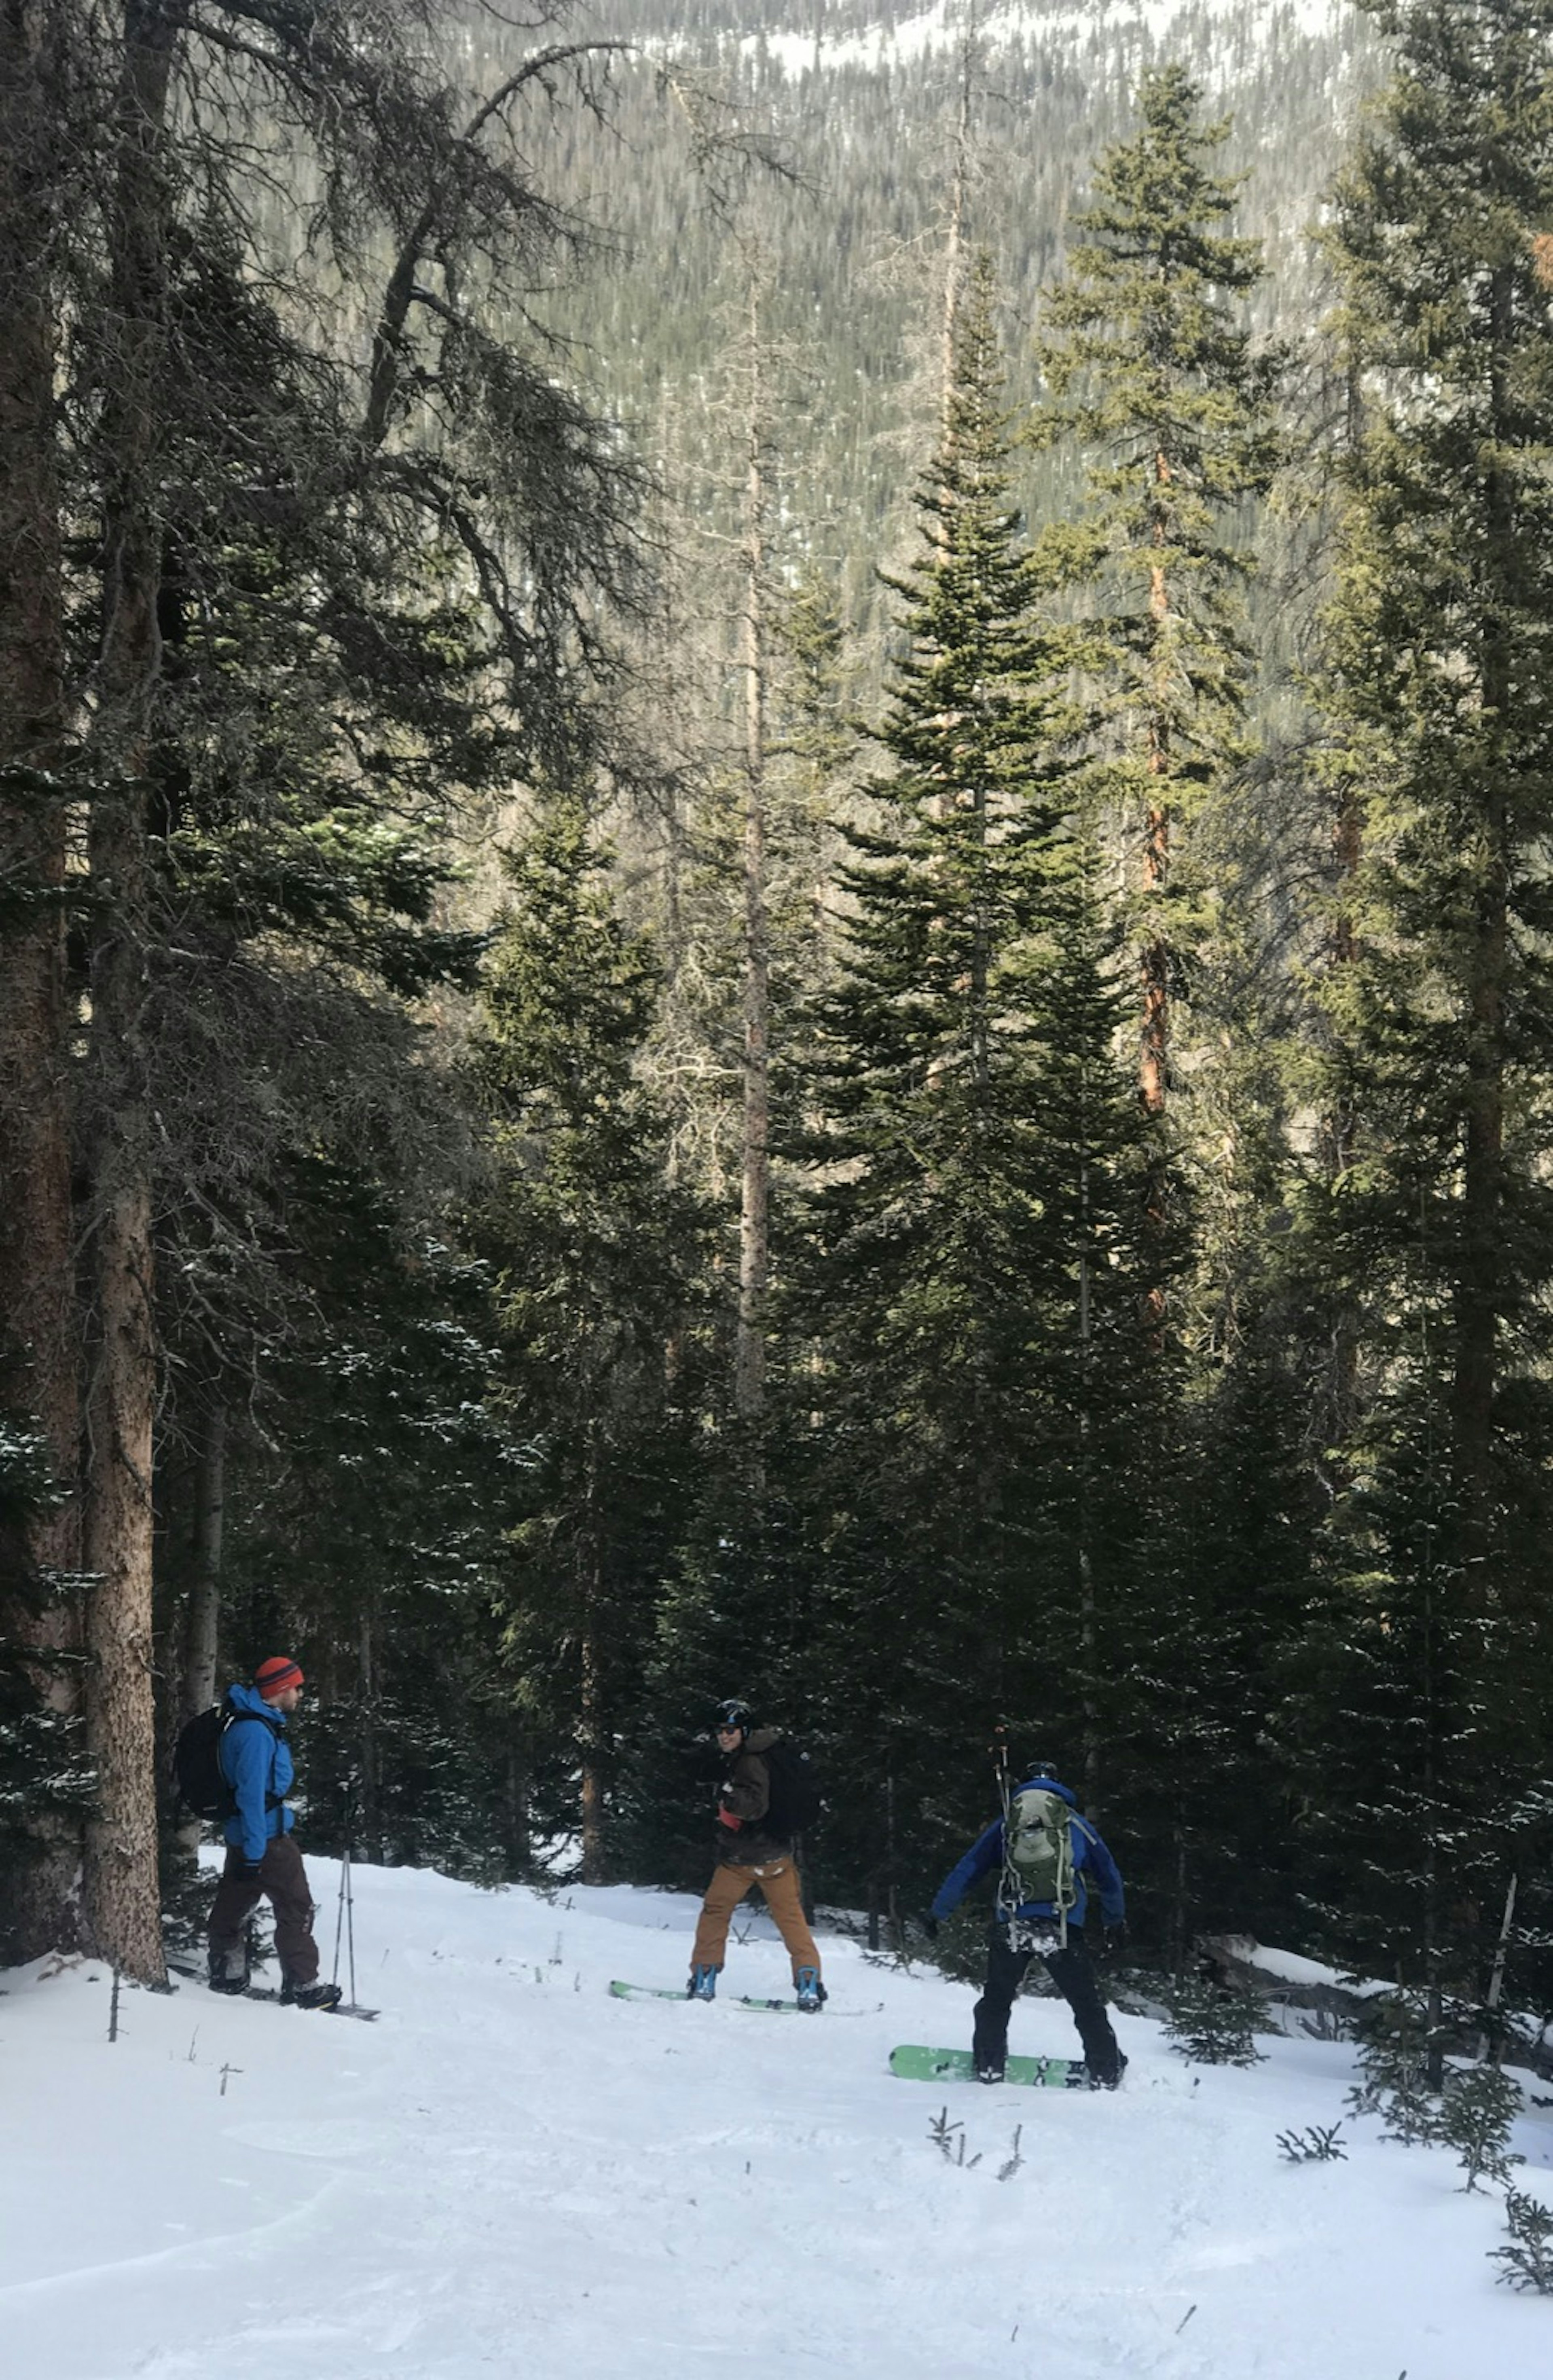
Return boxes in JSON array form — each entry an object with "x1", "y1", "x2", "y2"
[{"x1": 254, "y1": 1655, "x2": 304, "y2": 1700}]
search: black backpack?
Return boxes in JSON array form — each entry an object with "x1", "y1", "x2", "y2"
[
  {"x1": 171, "y1": 1705, "x2": 266, "y2": 1821},
  {"x1": 762, "y1": 1737, "x2": 823, "y2": 1836}
]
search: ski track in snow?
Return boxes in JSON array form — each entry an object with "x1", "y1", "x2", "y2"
[{"x1": 5, "y1": 1857, "x2": 1552, "y2": 2379}]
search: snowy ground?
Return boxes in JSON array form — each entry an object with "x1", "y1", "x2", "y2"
[{"x1": 5, "y1": 1855, "x2": 1551, "y2": 2380}]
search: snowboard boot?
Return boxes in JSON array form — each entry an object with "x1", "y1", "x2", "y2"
[
  {"x1": 281, "y1": 1980, "x2": 344, "y2": 2012},
  {"x1": 209, "y1": 1972, "x2": 248, "y2": 1996},
  {"x1": 1089, "y1": 2050, "x2": 1128, "y2": 2091},
  {"x1": 687, "y1": 1965, "x2": 717, "y2": 2001},
  {"x1": 975, "y1": 2060, "x2": 1005, "y2": 2085},
  {"x1": 208, "y1": 1951, "x2": 248, "y2": 1996},
  {"x1": 794, "y1": 1966, "x2": 826, "y2": 2013}
]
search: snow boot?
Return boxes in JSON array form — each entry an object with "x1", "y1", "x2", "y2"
[
  {"x1": 281, "y1": 1980, "x2": 344, "y2": 2012},
  {"x1": 794, "y1": 1966, "x2": 826, "y2": 2012},
  {"x1": 975, "y1": 2060, "x2": 1005, "y2": 2085},
  {"x1": 1089, "y1": 2050, "x2": 1128, "y2": 2091},
  {"x1": 687, "y1": 1965, "x2": 717, "y2": 2001},
  {"x1": 209, "y1": 1972, "x2": 248, "y2": 1996}
]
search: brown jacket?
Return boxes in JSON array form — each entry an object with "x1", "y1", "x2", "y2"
[{"x1": 715, "y1": 1726, "x2": 790, "y2": 1866}]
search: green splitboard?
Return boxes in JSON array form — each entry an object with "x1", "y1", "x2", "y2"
[{"x1": 889, "y1": 2043, "x2": 1089, "y2": 2088}]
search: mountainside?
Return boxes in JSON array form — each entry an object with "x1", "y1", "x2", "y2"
[{"x1": 474, "y1": 0, "x2": 1382, "y2": 591}]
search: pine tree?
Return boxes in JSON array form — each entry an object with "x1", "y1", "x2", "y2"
[
  {"x1": 473, "y1": 789, "x2": 710, "y2": 1883},
  {"x1": 1029, "y1": 62, "x2": 1299, "y2": 1950},
  {"x1": 0, "y1": 0, "x2": 651, "y2": 1970},
  {"x1": 1033, "y1": 63, "x2": 1280, "y2": 1170},
  {"x1": 792, "y1": 258, "x2": 1157, "y2": 1911},
  {"x1": 1288, "y1": 0, "x2": 1553, "y2": 2000}
]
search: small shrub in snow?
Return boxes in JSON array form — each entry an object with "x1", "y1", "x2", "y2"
[
  {"x1": 1276, "y1": 2123, "x2": 1347, "y2": 2164},
  {"x1": 997, "y1": 2124, "x2": 1024, "y2": 2183},
  {"x1": 1491, "y1": 2190, "x2": 1553, "y2": 2293},
  {"x1": 1345, "y1": 1990, "x2": 1438, "y2": 2145},
  {"x1": 1437, "y1": 2063, "x2": 1523, "y2": 2195},
  {"x1": 927, "y1": 2107, "x2": 981, "y2": 2168},
  {"x1": 1162, "y1": 1974, "x2": 1265, "y2": 2067}
]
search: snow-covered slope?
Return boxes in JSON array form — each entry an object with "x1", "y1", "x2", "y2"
[
  {"x1": 749, "y1": 0, "x2": 1346, "y2": 77},
  {"x1": 6, "y1": 1857, "x2": 1550, "y2": 2379}
]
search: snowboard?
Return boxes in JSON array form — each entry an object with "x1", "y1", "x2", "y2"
[
  {"x1": 889, "y1": 2043, "x2": 1089, "y2": 2088},
  {"x1": 609, "y1": 1978, "x2": 871, "y2": 2016},
  {"x1": 167, "y1": 1956, "x2": 379, "y2": 2022}
]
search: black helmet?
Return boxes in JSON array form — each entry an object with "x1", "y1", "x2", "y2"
[
  {"x1": 1026, "y1": 1760, "x2": 1058, "y2": 1781},
  {"x1": 712, "y1": 1697, "x2": 753, "y2": 1737}
]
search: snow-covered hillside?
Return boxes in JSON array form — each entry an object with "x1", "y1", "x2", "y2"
[
  {"x1": 747, "y1": 0, "x2": 1346, "y2": 78},
  {"x1": 6, "y1": 1858, "x2": 1550, "y2": 2379}
]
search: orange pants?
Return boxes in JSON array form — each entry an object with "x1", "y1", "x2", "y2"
[{"x1": 691, "y1": 1857, "x2": 821, "y2": 1981}]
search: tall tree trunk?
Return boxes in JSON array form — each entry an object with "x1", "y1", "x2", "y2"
[
  {"x1": 1137, "y1": 454, "x2": 1174, "y2": 1337},
  {"x1": 1451, "y1": 267, "x2": 1513, "y2": 1591},
  {"x1": 1077, "y1": 1124, "x2": 1101, "y2": 1819},
  {"x1": 735, "y1": 286, "x2": 771, "y2": 1427},
  {"x1": 171, "y1": 1400, "x2": 224, "y2": 1863},
  {"x1": 80, "y1": 0, "x2": 176, "y2": 1983},
  {"x1": 358, "y1": 1600, "x2": 381, "y2": 1863},
  {"x1": 0, "y1": 0, "x2": 85, "y2": 1959},
  {"x1": 578, "y1": 1423, "x2": 604, "y2": 1881},
  {"x1": 1314, "y1": 363, "x2": 1367, "y2": 1465},
  {"x1": 1139, "y1": 451, "x2": 1173, "y2": 1120},
  {"x1": 178, "y1": 1402, "x2": 224, "y2": 1725},
  {"x1": 938, "y1": 18, "x2": 975, "y2": 453}
]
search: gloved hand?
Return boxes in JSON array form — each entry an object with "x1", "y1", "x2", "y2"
[
  {"x1": 717, "y1": 1805, "x2": 742, "y2": 1831},
  {"x1": 1102, "y1": 1919, "x2": 1128, "y2": 1956},
  {"x1": 920, "y1": 1911, "x2": 941, "y2": 1942},
  {"x1": 234, "y1": 1855, "x2": 264, "y2": 1883}
]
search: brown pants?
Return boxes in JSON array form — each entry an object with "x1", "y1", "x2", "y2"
[
  {"x1": 208, "y1": 1835, "x2": 321, "y2": 1988},
  {"x1": 691, "y1": 1857, "x2": 821, "y2": 1982}
]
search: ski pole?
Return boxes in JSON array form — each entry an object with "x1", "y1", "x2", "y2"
[
  {"x1": 344, "y1": 1829, "x2": 356, "y2": 2009},
  {"x1": 332, "y1": 1787, "x2": 353, "y2": 1993}
]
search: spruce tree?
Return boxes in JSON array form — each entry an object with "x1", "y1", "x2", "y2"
[
  {"x1": 1287, "y1": 0, "x2": 1553, "y2": 2003},
  {"x1": 1030, "y1": 63, "x2": 1296, "y2": 1951},
  {"x1": 793, "y1": 258, "x2": 1157, "y2": 1913},
  {"x1": 1033, "y1": 63, "x2": 1280, "y2": 1170},
  {"x1": 473, "y1": 789, "x2": 710, "y2": 1882}
]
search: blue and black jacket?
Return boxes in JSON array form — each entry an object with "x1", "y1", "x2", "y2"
[
  {"x1": 218, "y1": 1683, "x2": 296, "y2": 1866},
  {"x1": 930, "y1": 1775, "x2": 1126, "y2": 1932}
]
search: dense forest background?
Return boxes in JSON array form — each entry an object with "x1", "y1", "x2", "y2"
[{"x1": 4, "y1": 0, "x2": 1553, "y2": 2039}]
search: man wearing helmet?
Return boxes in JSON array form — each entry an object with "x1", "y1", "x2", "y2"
[{"x1": 687, "y1": 1697, "x2": 825, "y2": 2012}]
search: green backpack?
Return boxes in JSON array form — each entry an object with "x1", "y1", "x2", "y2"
[{"x1": 1005, "y1": 1785, "x2": 1082, "y2": 1913}]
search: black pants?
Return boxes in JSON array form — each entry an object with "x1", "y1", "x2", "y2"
[
  {"x1": 971, "y1": 1922, "x2": 1121, "y2": 2082},
  {"x1": 208, "y1": 1836, "x2": 320, "y2": 1987}
]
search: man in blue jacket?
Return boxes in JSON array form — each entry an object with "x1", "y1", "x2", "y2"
[
  {"x1": 928, "y1": 1761, "x2": 1127, "y2": 2086},
  {"x1": 207, "y1": 1656, "x2": 341, "y2": 2009}
]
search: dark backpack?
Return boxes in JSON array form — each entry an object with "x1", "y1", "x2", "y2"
[
  {"x1": 171, "y1": 1704, "x2": 266, "y2": 1821},
  {"x1": 762, "y1": 1737, "x2": 823, "y2": 1836}
]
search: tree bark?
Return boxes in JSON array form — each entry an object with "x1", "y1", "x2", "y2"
[
  {"x1": 0, "y1": 0, "x2": 87, "y2": 1960},
  {"x1": 80, "y1": 0, "x2": 176, "y2": 1983}
]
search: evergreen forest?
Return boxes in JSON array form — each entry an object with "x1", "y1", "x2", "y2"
[{"x1": 4, "y1": 0, "x2": 1553, "y2": 2044}]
